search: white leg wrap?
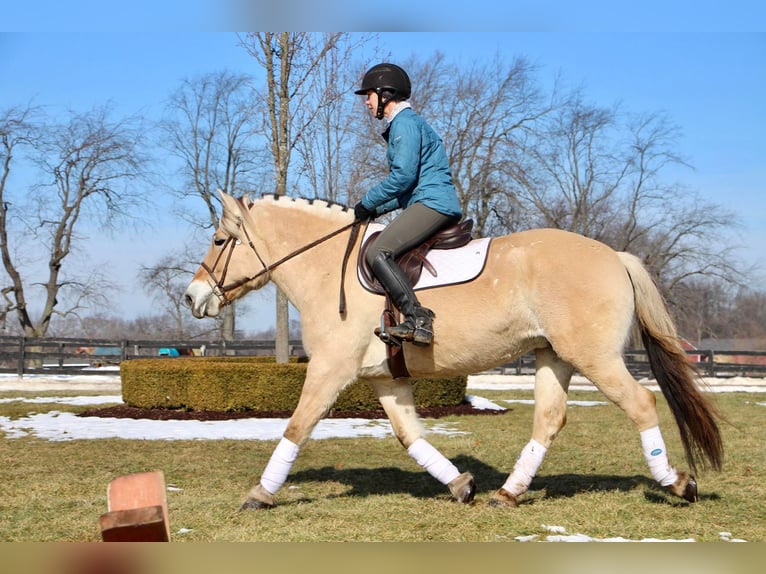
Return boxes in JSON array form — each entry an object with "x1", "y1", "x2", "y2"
[
  {"x1": 641, "y1": 426, "x2": 678, "y2": 486},
  {"x1": 501, "y1": 439, "x2": 547, "y2": 496},
  {"x1": 260, "y1": 437, "x2": 300, "y2": 495},
  {"x1": 407, "y1": 438, "x2": 461, "y2": 485}
]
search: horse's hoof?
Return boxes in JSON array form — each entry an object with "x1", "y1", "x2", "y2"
[
  {"x1": 488, "y1": 488, "x2": 519, "y2": 508},
  {"x1": 665, "y1": 472, "x2": 698, "y2": 503},
  {"x1": 448, "y1": 472, "x2": 476, "y2": 504},
  {"x1": 682, "y1": 476, "x2": 699, "y2": 503},
  {"x1": 239, "y1": 484, "x2": 276, "y2": 511},
  {"x1": 239, "y1": 497, "x2": 274, "y2": 511}
]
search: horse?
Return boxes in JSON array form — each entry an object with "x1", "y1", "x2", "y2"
[{"x1": 184, "y1": 191, "x2": 724, "y2": 510}]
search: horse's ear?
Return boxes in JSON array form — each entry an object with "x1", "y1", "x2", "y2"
[
  {"x1": 218, "y1": 190, "x2": 245, "y2": 237},
  {"x1": 218, "y1": 189, "x2": 236, "y2": 210}
]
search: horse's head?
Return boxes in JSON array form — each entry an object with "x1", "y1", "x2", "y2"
[{"x1": 184, "y1": 191, "x2": 270, "y2": 318}]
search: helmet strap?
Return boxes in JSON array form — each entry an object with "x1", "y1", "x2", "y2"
[{"x1": 375, "y1": 88, "x2": 389, "y2": 120}]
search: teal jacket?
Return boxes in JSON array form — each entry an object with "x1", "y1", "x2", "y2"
[{"x1": 361, "y1": 108, "x2": 462, "y2": 218}]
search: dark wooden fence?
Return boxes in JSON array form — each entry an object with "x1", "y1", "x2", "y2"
[
  {"x1": 0, "y1": 335, "x2": 764, "y2": 378},
  {"x1": 484, "y1": 349, "x2": 766, "y2": 378},
  {"x1": 0, "y1": 336, "x2": 306, "y2": 377}
]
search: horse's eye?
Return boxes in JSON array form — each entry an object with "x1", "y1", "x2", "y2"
[{"x1": 214, "y1": 237, "x2": 226, "y2": 247}]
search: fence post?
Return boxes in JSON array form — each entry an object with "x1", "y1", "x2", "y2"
[
  {"x1": 17, "y1": 337, "x2": 26, "y2": 377},
  {"x1": 707, "y1": 350, "x2": 716, "y2": 377}
]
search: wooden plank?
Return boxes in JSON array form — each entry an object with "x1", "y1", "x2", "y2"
[
  {"x1": 100, "y1": 505, "x2": 168, "y2": 542},
  {"x1": 99, "y1": 470, "x2": 171, "y2": 542}
]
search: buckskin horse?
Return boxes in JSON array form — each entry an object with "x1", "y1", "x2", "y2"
[{"x1": 184, "y1": 191, "x2": 723, "y2": 510}]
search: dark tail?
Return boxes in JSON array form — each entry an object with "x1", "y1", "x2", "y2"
[{"x1": 618, "y1": 252, "x2": 724, "y2": 474}]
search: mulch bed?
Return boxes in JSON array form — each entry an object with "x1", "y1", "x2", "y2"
[{"x1": 79, "y1": 402, "x2": 508, "y2": 421}]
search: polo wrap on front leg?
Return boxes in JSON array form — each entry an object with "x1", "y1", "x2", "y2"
[
  {"x1": 501, "y1": 439, "x2": 547, "y2": 496},
  {"x1": 260, "y1": 437, "x2": 300, "y2": 495},
  {"x1": 407, "y1": 438, "x2": 460, "y2": 485}
]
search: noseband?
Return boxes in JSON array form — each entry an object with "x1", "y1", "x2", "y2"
[
  {"x1": 200, "y1": 207, "x2": 363, "y2": 313},
  {"x1": 200, "y1": 232, "x2": 266, "y2": 308}
]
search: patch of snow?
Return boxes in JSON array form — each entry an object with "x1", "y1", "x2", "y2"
[
  {"x1": 0, "y1": 411, "x2": 468, "y2": 442},
  {"x1": 465, "y1": 394, "x2": 506, "y2": 410},
  {"x1": 467, "y1": 374, "x2": 766, "y2": 393},
  {"x1": 0, "y1": 395, "x2": 122, "y2": 406},
  {"x1": 513, "y1": 524, "x2": 702, "y2": 543}
]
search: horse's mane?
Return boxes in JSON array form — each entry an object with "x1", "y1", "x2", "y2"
[{"x1": 245, "y1": 193, "x2": 354, "y2": 222}]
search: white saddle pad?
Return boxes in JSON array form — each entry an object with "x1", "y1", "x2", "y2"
[{"x1": 357, "y1": 223, "x2": 492, "y2": 293}]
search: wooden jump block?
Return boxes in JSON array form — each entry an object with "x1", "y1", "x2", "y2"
[{"x1": 99, "y1": 470, "x2": 171, "y2": 542}]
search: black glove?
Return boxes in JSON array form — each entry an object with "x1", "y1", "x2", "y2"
[{"x1": 354, "y1": 202, "x2": 373, "y2": 221}]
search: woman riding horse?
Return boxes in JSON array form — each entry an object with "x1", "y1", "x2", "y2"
[{"x1": 353, "y1": 63, "x2": 462, "y2": 347}]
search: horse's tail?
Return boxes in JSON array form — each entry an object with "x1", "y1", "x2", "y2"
[{"x1": 617, "y1": 252, "x2": 724, "y2": 474}]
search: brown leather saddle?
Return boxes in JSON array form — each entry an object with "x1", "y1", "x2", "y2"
[{"x1": 358, "y1": 219, "x2": 474, "y2": 294}]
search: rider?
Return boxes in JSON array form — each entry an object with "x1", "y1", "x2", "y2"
[{"x1": 353, "y1": 63, "x2": 462, "y2": 346}]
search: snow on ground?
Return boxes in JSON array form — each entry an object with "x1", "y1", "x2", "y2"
[
  {"x1": 511, "y1": 523, "x2": 745, "y2": 543},
  {"x1": 0, "y1": 370, "x2": 122, "y2": 392},
  {"x1": 0, "y1": 395, "x2": 123, "y2": 406},
  {"x1": 467, "y1": 373, "x2": 766, "y2": 393},
  {"x1": 0, "y1": 372, "x2": 763, "y2": 443}
]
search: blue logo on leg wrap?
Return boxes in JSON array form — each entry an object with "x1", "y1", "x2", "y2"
[{"x1": 651, "y1": 448, "x2": 663, "y2": 456}]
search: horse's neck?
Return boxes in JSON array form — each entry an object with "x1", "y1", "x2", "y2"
[{"x1": 253, "y1": 200, "x2": 352, "y2": 311}]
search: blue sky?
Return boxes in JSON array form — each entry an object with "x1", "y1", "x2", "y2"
[{"x1": 1, "y1": 29, "x2": 764, "y2": 328}]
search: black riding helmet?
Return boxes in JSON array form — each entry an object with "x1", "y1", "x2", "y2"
[{"x1": 355, "y1": 63, "x2": 411, "y2": 119}]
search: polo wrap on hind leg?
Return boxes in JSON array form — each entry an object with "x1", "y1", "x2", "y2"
[
  {"x1": 501, "y1": 439, "x2": 547, "y2": 496},
  {"x1": 407, "y1": 438, "x2": 460, "y2": 485},
  {"x1": 260, "y1": 437, "x2": 300, "y2": 495},
  {"x1": 640, "y1": 426, "x2": 678, "y2": 486}
]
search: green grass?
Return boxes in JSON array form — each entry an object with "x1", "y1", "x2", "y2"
[{"x1": 0, "y1": 388, "x2": 764, "y2": 542}]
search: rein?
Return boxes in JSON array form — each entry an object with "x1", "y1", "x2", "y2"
[{"x1": 202, "y1": 215, "x2": 364, "y2": 315}]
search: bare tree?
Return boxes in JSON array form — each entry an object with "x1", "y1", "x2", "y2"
[
  {"x1": 507, "y1": 94, "x2": 748, "y2": 330},
  {"x1": 292, "y1": 34, "x2": 377, "y2": 205},
  {"x1": 672, "y1": 278, "x2": 730, "y2": 343},
  {"x1": 239, "y1": 32, "x2": 355, "y2": 362},
  {"x1": 516, "y1": 93, "x2": 628, "y2": 236},
  {"x1": 674, "y1": 280, "x2": 766, "y2": 343},
  {"x1": 727, "y1": 289, "x2": 766, "y2": 339},
  {"x1": 0, "y1": 104, "x2": 148, "y2": 337},
  {"x1": 139, "y1": 255, "x2": 197, "y2": 338},
  {"x1": 396, "y1": 52, "x2": 556, "y2": 237},
  {"x1": 159, "y1": 70, "x2": 266, "y2": 341}
]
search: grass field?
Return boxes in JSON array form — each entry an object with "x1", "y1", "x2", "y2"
[{"x1": 0, "y1": 386, "x2": 764, "y2": 543}]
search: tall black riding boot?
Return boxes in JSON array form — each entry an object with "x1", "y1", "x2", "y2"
[{"x1": 371, "y1": 252, "x2": 435, "y2": 346}]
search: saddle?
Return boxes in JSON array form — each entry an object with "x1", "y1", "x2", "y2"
[{"x1": 358, "y1": 219, "x2": 475, "y2": 294}]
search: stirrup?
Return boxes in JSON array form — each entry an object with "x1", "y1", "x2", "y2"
[
  {"x1": 375, "y1": 311, "x2": 403, "y2": 347},
  {"x1": 374, "y1": 326, "x2": 403, "y2": 347},
  {"x1": 387, "y1": 308, "x2": 435, "y2": 347}
]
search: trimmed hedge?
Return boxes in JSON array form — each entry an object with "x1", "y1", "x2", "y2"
[{"x1": 120, "y1": 356, "x2": 467, "y2": 412}]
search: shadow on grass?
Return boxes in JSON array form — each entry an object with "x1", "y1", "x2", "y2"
[
  {"x1": 286, "y1": 455, "x2": 709, "y2": 505},
  {"x1": 531, "y1": 473, "x2": 652, "y2": 499},
  {"x1": 286, "y1": 455, "x2": 506, "y2": 501}
]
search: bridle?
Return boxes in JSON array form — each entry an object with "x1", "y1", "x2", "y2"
[{"x1": 200, "y1": 201, "x2": 364, "y2": 314}]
